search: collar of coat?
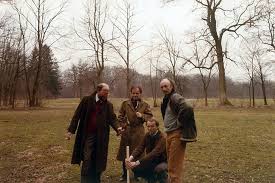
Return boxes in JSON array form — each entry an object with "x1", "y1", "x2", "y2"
[
  {"x1": 89, "y1": 91, "x2": 108, "y2": 105},
  {"x1": 126, "y1": 99, "x2": 144, "y2": 112}
]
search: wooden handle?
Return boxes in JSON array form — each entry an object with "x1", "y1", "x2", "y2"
[{"x1": 126, "y1": 146, "x2": 130, "y2": 183}]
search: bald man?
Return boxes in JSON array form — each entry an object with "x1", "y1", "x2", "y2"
[
  {"x1": 66, "y1": 83, "x2": 123, "y2": 183},
  {"x1": 160, "y1": 78, "x2": 197, "y2": 183}
]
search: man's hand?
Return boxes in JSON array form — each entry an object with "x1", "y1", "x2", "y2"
[
  {"x1": 125, "y1": 161, "x2": 139, "y2": 169},
  {"x1": 125, "y1": 156, "x2": 139, "y2": 169},
  {"x1": 136, "y1": 112, "x2": 142, "y2": 118},
  {"x1": 120, "y1": 122, "x2": 127, "y2": 129},
  {"x1": 117, "y1": 127, "x2": 124, "y2": 136},
  {"x1": 66, "y1": 132, "x2": 73, "y2": 140}
]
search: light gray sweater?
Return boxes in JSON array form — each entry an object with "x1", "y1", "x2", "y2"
[{"x1": 163, "y1": 101, "x2": 180, "y2": 132}]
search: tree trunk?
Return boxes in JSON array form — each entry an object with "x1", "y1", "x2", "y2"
[
  {"x1": 216, "y1": 42, "x2": 232, "y2": 105},
  {"x1": 79, "y1": 78, "x2": 83, "y2": 100},
  {"x1": 0, "y1": 84, "x2": 2, "y2": 106},
  {"x1": 126, "y1": 34, "x2": 130, "y2": 97},
  {"x1": 149, "y1": 61, "x2": 158, "y2": 107},
  {"x1": 11, "y1": 54, "x2": 21, "y2": 109},
  {"x1": 30, "y1": 43, "x2": 42, "y2": 107},
  {"x1": 96, "y1": 68, "x2": 103, "y2": 85},
  {"x1": 23, "y1": 56, "x2": 31, "y2": 105},
  {"x1": 153, "y1": 76, "x2": 158, "y2": 107},
  {"x1": 251, "y1": 78, "x2": 255, "y2": 107},
  {"x1": 248, "y1": 82, "x2": 252, "y2": 107},
  {"x1": 3, "y1": 86, "x2": 8, "y2": 106},
  {"x1": 207, "y1": 7, "x2": 231, "y2": 106},
  {"x1": 12, "y1": 86, "x2": 17, "y2": 109},
  {"x1": 260, "y1": 73, "x2": 268, "y2": 105},
  {"x1": 261, "y1": 81, "x2": 268, "y2": 105},
  {"x1": 126, "y1": 66, "x2": 130, "y2": 97},
  {"x1": 203, "y1": 86, "x2": 208, "y2": 107}
]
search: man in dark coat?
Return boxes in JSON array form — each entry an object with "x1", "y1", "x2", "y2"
[
  {"x1": 66, "y1": 83, "x2": 123, "y2": 183},
  {"x1": 116, "y1": 86, "x2": 153, "y2": 181},
  {"x1": 125, "y1": 118, "x2": 167, "y2": 183}
]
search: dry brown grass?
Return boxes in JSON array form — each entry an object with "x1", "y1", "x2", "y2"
[{"x1": 0, "y1": 98, "x2": 274, "y2": 183}]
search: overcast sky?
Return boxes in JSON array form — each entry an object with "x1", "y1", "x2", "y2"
[
  {"x1": 59, "y1": 0, "x2": 200, "y2": 72},
  {"x1": 1, "y1": 0, "x2": 274, "y2": 81}
]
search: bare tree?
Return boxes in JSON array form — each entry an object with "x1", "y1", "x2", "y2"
[
  {"x1": 75, "y1": 0, "x2": 113, "y2": 87},
  {"x1": 239, "y1": 34, "x2": 272, "y2": 106},
  {"x1": 110, "y1": 0, "x2": 144, "y2": 96},
  {"x1": 0, "y1": 14, "x2": 12, "y2": 106},
  {"x1": 63, "y1": 60, "x2": 97, "y2": 98},
  {"x1": 192, "y1": 0, "x2": 263, "y2": 105},
  {"x1": 255, "y1": 56, "x2": 270, "y2": 105},
  {"x1": 189, "y1": 35, "x2": 216, "y2": 106},
  {"x1": 239, "y1": 40, "x2": 262, "y2": 107},
  {"x1": 148, "y1": 47, "x2": 162, "y2": 107},
  {"x1": 12, "y1": 5, "x2": 31, "y2": 107},
  {"x1": 0, "y1": 15, "x2": 21, "y2": 107},
  {"x1": 158, "y1": 27, "x2": 187, "y2": 94},
  {"x1": 258, "y1": 0, "x2": 275, "y2": 52},
  {"x1": 71, "y1": 64, "x2": 79, "y2": 98},
  {"x1": 11, "y1": 0, "x2": 67, "y2": 106}
]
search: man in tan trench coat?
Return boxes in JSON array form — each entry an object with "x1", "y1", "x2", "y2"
[{"x1": 117, "y1": 85, "x2": 153, "y2": 181}]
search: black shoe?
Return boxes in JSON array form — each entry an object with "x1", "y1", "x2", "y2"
[
  {"x1": 119, "y1": 175, "x2": 126, "y2": 182},
  {"x1": 134, "y1": 176, "x2": 140, "y2": 182},
  {"x1": 156, "y1": 171, "x2": 168, "y2": 183}
]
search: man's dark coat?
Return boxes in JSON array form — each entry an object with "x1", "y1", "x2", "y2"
[{"x1": 68, "y1": 92, "x2": 119, "y2": 172}]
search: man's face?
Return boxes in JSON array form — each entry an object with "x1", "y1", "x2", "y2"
[
  {"x1": 98, "y1": 85, "x2": 109, "y2": 100},
  {"x1": 130, "y1": 88, "x2": 141, "y2": 101},
  {"x1": 160, "y1": 80, "x2": 173, "y2": 95},
  {"x1": 146, "y1": 121, "x2": 158, "y2": 135}
]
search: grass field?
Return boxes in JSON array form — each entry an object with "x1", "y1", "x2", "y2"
[{"x1": 0, "y1": 98, "x2": 274, "y2": 183}]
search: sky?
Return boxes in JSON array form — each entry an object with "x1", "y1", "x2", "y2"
[
  {"x1": 1, "y1": 0, "x2": 274, "y2": 81},
  {"x1": 59, "y1": 0, "x2": 200, "y2": 71}
]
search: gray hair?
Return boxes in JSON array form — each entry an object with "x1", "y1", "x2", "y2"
[{"x1": 96, "y1": 83, "x2": 109, "y2": 92}]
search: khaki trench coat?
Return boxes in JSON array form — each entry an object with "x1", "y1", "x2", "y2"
[{"x1": 116, "y1": 100, "x2": 153, "y2": 161}]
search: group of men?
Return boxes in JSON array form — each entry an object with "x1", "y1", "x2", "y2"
[{"x1": 66, "y1": 78, "x2": 197, "y2": 183}]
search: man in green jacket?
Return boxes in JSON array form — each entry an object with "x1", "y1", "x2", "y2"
[{"x1": 160, "y1": 78, "x2": 197, "y2": 183}]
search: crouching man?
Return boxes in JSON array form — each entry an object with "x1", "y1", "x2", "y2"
[{"x1": 125, "y1": 118, "x2": 167, "y2": 183}]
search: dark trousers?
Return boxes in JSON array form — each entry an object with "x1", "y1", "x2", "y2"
[
  {"x1": 122, "y1": 161, "x2": 140, "y2": 179},
  {"x1": 81, "y1": 134, "x2": 101, "y2": 183},
  {"x1": 121, "y1": 161, "x2": 127, "y2": 178},
  {"x1": 133, "y1": 161, "x2": 167, "y2": 183}
]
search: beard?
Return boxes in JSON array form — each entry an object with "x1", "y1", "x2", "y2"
[{"x1": 131, "y1": 96, "x2": 141, "y2": 101}]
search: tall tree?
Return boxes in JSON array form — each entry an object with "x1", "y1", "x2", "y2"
[
  {"x1": 148, "y1": 46, "x2": 162, "y2": 107},
  {"x1": 30, "y1": 44, "x2": 61, "y2": 100},
  {"x1": 239, "y1": 40, "x2": 261, "y2": 107},
  {"x1": 193, "y1": 0, "x2": 263, "y2": 105},
  {"x1": 158, "y1": 27, "x2": 187, "y2": 94},
  {"x1": 258, "y1": 0, "x2": 275, "y2": 52},
  {"x1": 191, "y1": 35, "x2": 216, "y2": 106},
  {"x1": 12, "y1": 0, "x2": 67, "y2": 106},
  {"x1": 110, "y1": 0, "x2": 142, "y2": 96},
  {"x1": 75, "y1": 0, "x2": 113, "y2": 86},
  {"x1": 13, "y1": 3, "x2": 31, "y2": 106}
]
